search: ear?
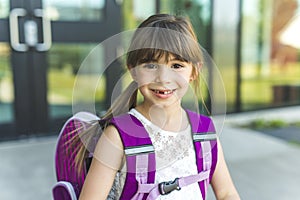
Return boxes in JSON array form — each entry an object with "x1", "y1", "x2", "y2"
[{"x1": 190, "y1": 62, "x2": 202, "y2": 82}]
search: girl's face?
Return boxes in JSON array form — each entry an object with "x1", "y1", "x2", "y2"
[{"x1": 130, "y1": 55, "x2": 196, "y2": 108}]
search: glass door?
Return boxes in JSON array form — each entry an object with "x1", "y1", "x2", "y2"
[
  {"x1": 0, "y1": 0, "x2": 121, "y2": 140},
  {"x1": 240, "y1": 0, "x2": 300, "y2": 111},
  {"x1": 0, "y1": 0, "x2": 15, "y2": 138}
]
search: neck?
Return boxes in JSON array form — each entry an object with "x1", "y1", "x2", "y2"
[{"x1": 135, "y1": 103, "x2": 187, "y2": 132}]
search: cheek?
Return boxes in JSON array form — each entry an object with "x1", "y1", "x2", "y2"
[
  {"x1": 131, "y1": 68, "x2": 153, "y2": 86},
  {"x1": 177, "y1": 71, "x2": 192, "y2": 86},
  {"x1": 176, "y1": 76, "x2": 188, "y2": 86},
  {"x1": 135, "y1": 72, "x2": 154, "y2": 86}
]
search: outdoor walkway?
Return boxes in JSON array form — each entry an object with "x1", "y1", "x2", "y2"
[{"x1": 0, "y1": 106, "x2": 300, "y2": 200}]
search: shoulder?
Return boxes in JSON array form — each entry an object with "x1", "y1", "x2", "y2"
[
  {"x1": 101, "y1": 112, "x2": 143, "y2": 148},
  {"x1": 103, "y1": 125, "x2": 123, "y2": 147},
  {"x1": 101, "y1": 112, "x2": 134, "y2": 143}
]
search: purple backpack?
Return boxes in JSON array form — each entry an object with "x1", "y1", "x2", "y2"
[
  {"x1": 52, "y1": 112, "x2": 100, "y2": 200},
  {"x1": 52, "y1": 110, "x2": 218, "y2": 200}
]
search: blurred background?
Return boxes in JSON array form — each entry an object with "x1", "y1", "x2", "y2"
[
  {"x1": 0, "y1": 1, "x2": 300, "y2": 200},
  {"x1": 0, "y1": 0, "x2": 299, "y2": 140}
]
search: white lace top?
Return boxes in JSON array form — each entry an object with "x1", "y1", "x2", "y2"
[{"x1": 110, "y1": 109, "x2": 203, "y2": 200}]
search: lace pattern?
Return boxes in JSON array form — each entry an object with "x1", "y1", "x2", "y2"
[{"x1": 111, "y1": 109, "x2": 203, "y2": 199}]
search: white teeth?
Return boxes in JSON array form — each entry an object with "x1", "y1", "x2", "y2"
[{"x1": 153, "y1": 89, "x2": 173, "y2": 94}]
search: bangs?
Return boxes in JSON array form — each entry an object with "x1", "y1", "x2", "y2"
[
  {"x1": 134, "y1": 49, "x2": 189, "y2": 65},
  {"x1": 127, "y1": 27, "x2": 203, "y2": 67}
]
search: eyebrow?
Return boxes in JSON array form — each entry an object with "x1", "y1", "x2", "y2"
[
  {"x1": 139, "y1": 58, "x2": 158, "y2": 63},
  {"x1": 139, "y1": 57, "x2": 187, "y2": 64},
  {"x1": 170, "y1": 58, "x2": 184, "y2": 62}
]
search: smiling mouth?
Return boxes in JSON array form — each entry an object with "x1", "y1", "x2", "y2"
[{"x1": 151, "y1": 89, "x2": 175, "y2": 95}]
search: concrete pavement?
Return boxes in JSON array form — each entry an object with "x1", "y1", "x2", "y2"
[{"x1": 1, "y1": 106, "x2": 300, "y2": 200}]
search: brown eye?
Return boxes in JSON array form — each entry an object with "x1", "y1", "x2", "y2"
[{"x1": 171, "y1": 63, "x2": 185, "y2": 70}]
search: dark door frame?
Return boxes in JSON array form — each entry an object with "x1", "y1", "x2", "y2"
[{"x1": 0, "y1": 0, "x2": 121, "y2": 140}]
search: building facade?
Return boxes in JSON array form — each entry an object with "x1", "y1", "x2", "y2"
[{"x1": 0, "y1": 0, "x2": 299, "y2": 140}]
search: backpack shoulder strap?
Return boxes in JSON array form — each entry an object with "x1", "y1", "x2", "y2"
[
  {"x1": 186, "y1": 109, "x2": 218, "y2": 200},
  {"x1": 109, "y1": 113, "x2": 156, "y2": 200},
  {"x1": 104, "y1": 111, "x2": 219, "y2": 200}
]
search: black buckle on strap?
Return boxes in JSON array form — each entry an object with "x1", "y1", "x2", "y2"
[{"x1": 158, "y1": 178, "x2": 181, "y2": 195}]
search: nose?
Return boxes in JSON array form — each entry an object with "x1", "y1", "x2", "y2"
[{"x1": 155, "y1": 65, "x2": 171, "y2": 83}]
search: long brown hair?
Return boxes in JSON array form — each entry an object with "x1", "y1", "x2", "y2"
[{"x1": 72, "y1": 14, "x2": 204, "y2": 172}]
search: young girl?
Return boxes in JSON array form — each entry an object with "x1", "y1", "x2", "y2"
[{"x1": 78, "y1": 14, "x2": 240, "y2": 200}]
